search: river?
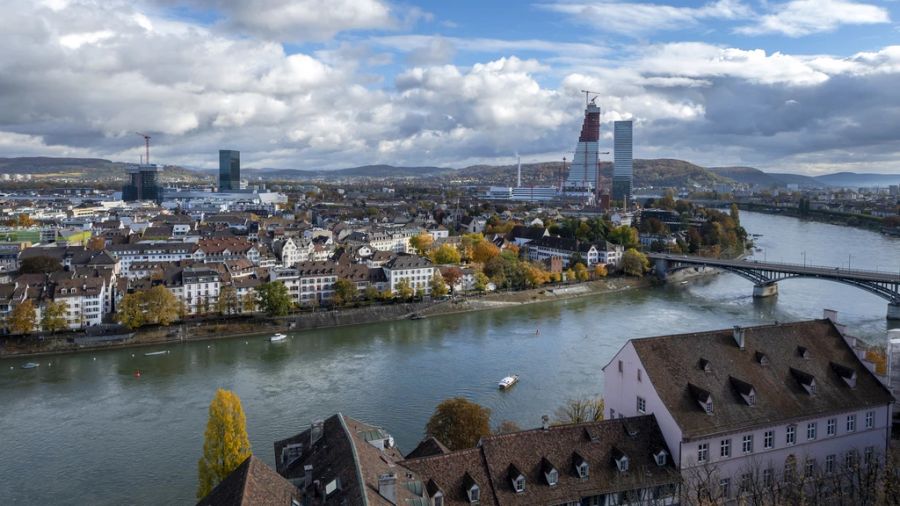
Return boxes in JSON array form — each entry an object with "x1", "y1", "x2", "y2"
[{"x1": 1, "y1": 212, "x2": 898, "y2": 505}]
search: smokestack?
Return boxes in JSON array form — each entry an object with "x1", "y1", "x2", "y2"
[{"x1": 517, "y1": 155, "x2": 522, "y2": 188}]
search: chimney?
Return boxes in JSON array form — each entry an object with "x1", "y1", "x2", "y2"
[
  {"x1": 378, "y1": 473, "x2": 397, "y2": 505},
  {"x1": 823, "y1": 309, "x2": 838, "y2": 323},
  {"x1": 542, "y1": 415, "x2": 550, "y2": 430},
  {"x1": 304, "y1": 465, "x2": 313, "y2": 488},
  {"x1": 310, "y1": 420, "x2": 323, "y2": 446},
  {"x1": 733, "y1": 326, "x2": 745, "y2": 350}
]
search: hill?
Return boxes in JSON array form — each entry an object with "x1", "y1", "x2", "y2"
[
  {"x1": 709, "y1": 166, "x2": 822, "y2": 188},
  {"x1": 814, "y1": 172, "x2": 900, "y2": 187},
  {"x1": 243, "y1": 164, "x2": 453, "y2": 179},
  {"x1": 0, "y1": 157, "x2": 203, "y2": 182}
]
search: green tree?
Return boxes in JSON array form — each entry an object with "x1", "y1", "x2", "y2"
[
  {"x1": 409, "y1": 232, "x2": 434, "y2": 256},
  {"x1": 396, "y1": 279, "x2": 414, "y2": 300},
  {"x1": 730, "y1": 203, "x2": 740, "y2": 224},
  {"x1": 425, "y1": 397, "x2": 492, "y2": 451},
  {"x1": 8, "y1": 300, "x2": 37, "y2": 335},
  {"x1": 256, "y1": 282, "x2": 292, "y2": 316},
  {"x1": 197, "y1": 389, "x2": 252, "y2": 499},
  {"x1": 473, "y1": 271, "x2": 489, "y2": 292},
  {"x1": 364, "y1": 285, "x2": 380, "y2": 302},
  {"x1": 430, "y1": 243, "x2": 461, "y2": 264},
  {"x1": 240, "y1": 292, "x2": 257, "y2": 314},
  {"x1": 554, "y1": 397, "x2": 605, "y2": 424},
  {"x1": 430, "y1": 273, "x2": 449, "y2": 297},
  {"x1": 607, "y1": 225, "x2": 639, "y2": 249},
  {"x1": 19, "y1": 256, "x2": 63, "y2": 274},
  {"x1": 117, "y1": 292, "x2": 145, "y2": 329},
  {"x1": 622, "y1": 248, "x2": 650, "y2": 277},
  {"x1": 216, "y1": 286, "x2": 239, "y2": 315},
  {"x1": 144, "y1": 285, "x2": 180, "y2": 325},
  {"x1": 41, "y1": 300, "x2": 68, "y2": 332},
  {"x1": 332, "y1": 278, "x2": 356, "y2": 307}
]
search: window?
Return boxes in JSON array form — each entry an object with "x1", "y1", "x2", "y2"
[
  {"x1": 578, "y1": 462, "x2": 589, "y2": 479},
  {"x1": 740, "y1": 473, "x2": 752, "y2": 494},
  {"x1": 845, "y1": 450, "x2": 857, "y2": 470},
  {"x1": 720, "y1": 439, "x2": 731, "y2": 458},
  {"x1": 547, "y1": 470, "x2": 558, "y2": 486},
  {"x1": 514, "y1": 476, "x2": 525, "y2": 493},
  {"x1": 762, "y1": 468, "x2": 773, "y2": 487},
  {"x1": 805, "y1": 459, "x2": 816, "y2": 477},
  {"x1": 742, "y1": 434, "x2": 753, "y2": 454},
  {"x1": 637, "y1": 396, "x2": 646, "y2": 414},
  {"x1": 865, "y1": 411, "x2": 874, "y2": 429},
  {"x1": 865, "y1": 446, "x2": 874, "y2": 465},
  {"x1": 656, "y1": 451, "x2": 667, "y2": 466},
  {"x1": 827, "y1": 418, "x2": 836, "y2": 436},
  {"x1": 786, "y1": 425, "x2": 796, "y2": 445},
  {"x1": 847, "y1": 414, "x2": 856, "y2": 432},
  {"x1": 763, "y1": 430, "x2": 774, "y2": 449},
  {"x1": 617, "y1": 456, "x2": 629, "y2": 473},
  {"x1": 637, "y1": 369, "x2": 642, "y2": 382},
  {"x1": 719, "y1": 478, "x2": 731, "y2": 498},
  {"x1": 698, "y1": 443, "x2": 708, "y2": 463},
  {"x1": 618, "y1": 360, "x2": 623, "y2": 373},
  {"x1": 469, "y1": 485, "x2": 480, "y2": 503},
  {"x1": 807, "y1": 422, "x2": 817, "y2": 440},
  {"x1": 825, "y1": 454, "x2": 835, "y2": 473},
  {"x1": 705, "y1": 400, "x2": 714, "y2": 414}
]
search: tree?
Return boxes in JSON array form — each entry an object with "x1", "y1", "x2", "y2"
[
  {"x1": 430, "y1": 273, "x2": 449, "y2": 297},
  {"x1": 396, "y1": 279, "x2": 414, "y2": 300},
  {"x1": 332, "y1": 278, "x2": 356, "y2": 307},
  {"x1": 144, "y1": 285, "x2": 180, "y2": 325},
  {"x1": 554, "y1": 397, "x2": 605, "y2": 424},
  {"x1": 41, "y1": 301, "x2": 68, "y2": 332},
  {"x1": 622, "y1": 248, "x2": 650, "y2": 277},
  {"x1": 494, "y1": 420, "x2": 522, "y2": 435},
  {"x1": 430, "y1": 244, "x2": 461, "y2": 265},
  {"x1": 117, "y1": 292, "x2": 145, "y2": 329},
  {"x1": 593, "y1": 264, "x2": 608, "y2": 279},
  {"x1": 216, "y1": 286, "x2": 239, "y2": 315},
  {"x1": 409, "y1": 232, "x2": 434, "y2": 256},
  {"x1": 425, "y1": 397, "x2": 491, "y2": 451},
  {"x1": 256, "y1": 282, "x2": 292, "y2": 316},
  {"x1": 523, "y1": 263, "x2": 550, "y2": 288},
  {"x1": 197, "y1": 389, "x2": 252, "y2": 499},
  {"x1": 87, "y1": 235, "x2": 106, "y2": 251},
  {"x1": 8, "y1": 300, "x2": 37, "y2": 335},
  {"x1": 607, "y1": 225, "x2": 639, "y2": 249},
  {"x1": 240, "y1": 292, "x2": 257, "y2": 314},
  {"x1": 19, "y1": 256, "x2": 63, "y2": 274},
  {"x1": 472, "y1": 240, "x2": 501, "y2": 264},
  {"x1": 441, "y1": 266, "x2": 464, "y2": 289},
  {"x1": 473, "y1": 271, "x2": 489, "y2": 292},
  {"x1": 729, "y1": 203, "x2": 740, "y2": 223},
  {"x1": 574, "y1": 263, "x2": 590, "y2": 282},
  {"x1": 364, "y1": 285, "x2": 380, "y2": 302}
]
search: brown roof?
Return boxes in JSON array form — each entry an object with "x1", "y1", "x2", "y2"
[
  {"x1": 630, "y1": 319, "x2": 895, "y2": 440},
  {"x1": 196, "y1": 455, "x2": 299, "y2": 506},
  {"x1": 405, "y1": 437, "x2": 450, "y2": 459}
]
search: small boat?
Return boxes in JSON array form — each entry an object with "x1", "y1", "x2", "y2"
[
  {"x1": 144, "y1": 351, "x2": 168, "y2": 356},
  {"x1": 270, "y1": 333, "x2": 287, "y2": 342},
  {"x1": 498, "y1": 375, "x2": 519, "y2": 389},
  {"x1": 21, "y1": 362, "x2": 39, "y2": 369},
  {"x1": 409, "y1": 314, "x2": 424, "y2": 320},
  {"x1": 680, "y1": 280, "x2": 689, "y2": 285}
]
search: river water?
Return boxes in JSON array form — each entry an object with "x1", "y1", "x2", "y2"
[{"x1": 1, "y1": 212, "x2": 898, "y2": 505}]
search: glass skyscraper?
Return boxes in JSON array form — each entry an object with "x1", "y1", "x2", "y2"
[
  {"x1": 218, "y1": 150, "x2": 240, "y2": 191},
  {"x1": 612, "y1": 120, "x2": 633, "y2": 202}
]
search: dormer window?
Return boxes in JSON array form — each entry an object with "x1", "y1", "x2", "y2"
[
  {"x1": 617, "y1": 456, "x2": 629, "y2": 473},
  {"x1": 578, "y1": 461, "x2": 589, "y2": 478},
  {"x1": 797, "y1": 346, "x2": 810, "y2": 359},
  {"x1": 689, "y1": 383, "x2": 713, "y2": 414},
  {"x1": 655, "y1": 450, "x2": 668, "y2": 467},
  {"x1": 508, "y1": 464, "x2": 525, "y2": 493},
  {"x1": 468, "y1": 485, "x2": 479, "y2": 503},
  {"x1": 547, "y1": 469, "x2": 558, "y2": 486},
  {"x1": 514, "y1": 476, "x2": 525, "y2": 493},
  {"x1": 730, "y1": 376, "x2": 756, "y2": 406},
  {"x1": 755, "y1": 351, "x2": 769, "y2": 366},
  {"x1": 831, "y1": 362, "x2": 857, "y2": 388},
  {"x1": 433, "y1": 492, "x2": 444, "y2": 506},
  {"x1": 790, "y1": 368, "x2": 817, "y2": 395},
  {"x1": 698, "y1": 358, "x2": 711, "y2": 373}
]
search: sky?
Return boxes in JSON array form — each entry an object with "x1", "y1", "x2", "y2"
[{"x1": 1, "y1": 0, "x2": 899, "y2": 174}]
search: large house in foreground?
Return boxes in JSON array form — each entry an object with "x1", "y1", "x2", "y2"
[{"x1": 603, "y1": 313, "x2": 894, "y2": 503}]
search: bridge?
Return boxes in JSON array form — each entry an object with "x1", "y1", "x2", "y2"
[{"x1": 648, "y1": 253, "x2": 900, "y2": 320}]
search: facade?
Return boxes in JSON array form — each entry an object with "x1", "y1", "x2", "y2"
[
  {"x1": 383, "y1": 254, "x2": 435, "y2": 295},
  {"x1": 218, "y1": 149, "x2": 240, "y2": 192},
  {"x1": 566, "y1": 100, "x2": 601, "y2": 190},
  {"x1": 602, "y1": 315, "x2": 894, "y2": 503},
  {"x1": 107, "y1": 243, "x2": 201, "y2": 275},
  {"x1": 526, "y1": 236, "x2": 607, "y2": 268},
  {"x1": 181, "y1": 267, "x2": 221, "y2": 315},
  {"x1": 612, "y1": 121, "x2": 633, "y2": 203},
  {"x1": 122, "y1": 164, "x2": 163, "y2": 204}
]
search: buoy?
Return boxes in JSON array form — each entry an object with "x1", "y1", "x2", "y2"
[
  {"x1": 93, "y1": 357, "x2": 96, "y2": 361},
  {"x1": 134, "y1": 370, "x2": 141, "y2": 378},
  {"x1": 131, "y1": 354, "x2": 135, "y2": 358}
]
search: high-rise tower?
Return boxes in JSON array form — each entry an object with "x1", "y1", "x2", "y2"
[
  {"x1": 612, "y1": 121, "x2": 633, "y2": 202},
  {"x1": 218, "y1": 150, "x2": 240, "y2": 191},
  {"x1": 565, "y1": 100, "x2": 601, "y2": 190}
]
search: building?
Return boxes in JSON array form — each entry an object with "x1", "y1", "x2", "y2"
[
  {"x1": 197, "y1": 456, "x2": 300, "y2": 506},
  {"x1": 526, "y1": 236, "x2": 611, "y2": 268},
  {"x1": 260, "y1": 413, "x2": 679, "y2": 506},
  {"x1": 602, "y1": 315, "x2": 894, "y2": 503},
  {"x1": 122, "y1": 164, "x2": 163, "y2": 204},
  {"x1": 612, "y1": 121, "x2": 633, "y2": 203},
  {"x1": 565, "y1": 99, "x2": 601, "y2": 191},
  {"x1": 383, "y1": 254, "x2": 434, "y2": 295},
  {"x1": 219, "y1": 150, "x2": 240, "y2": 192}
]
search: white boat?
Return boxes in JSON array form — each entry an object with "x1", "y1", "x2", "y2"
[
  {"x1": 270, "y1": 333, "x2": 287, "y2": 342},
  {"x1": 21, "y1": 362, "x2": 39, "y2": 369},
  {"x1": 144, "y1": 351, "x2": 168, "y2": 356},
  {"x1": 498, "y1": 375, "x2": 519, "y2": 389}
]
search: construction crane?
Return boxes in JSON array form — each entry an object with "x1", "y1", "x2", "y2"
[
  {"x1": 135, "y1": 132, "x2": 151, "y2": 164},
  {"x1": 580, "y1": 89, "x2": 601, "y2": 106}
]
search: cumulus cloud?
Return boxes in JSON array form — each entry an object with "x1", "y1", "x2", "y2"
[{"x1": 737, "y1": 0, "x2": 890, "y2": 37}]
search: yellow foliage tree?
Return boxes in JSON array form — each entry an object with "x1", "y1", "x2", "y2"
[
  {"x1": 430, "y1": 244, "x2": 461, "y2": 265},
  {"x1": 41, "y1": 300, "x2": 69, "y2": 333},
  {"x1": 409, "y1": 232, "x2": 434, "y2": 256},
  {"x1": 9, "y1": 300, "x2": 37, "y2": 335},
  {"x1": 144, "y1": 285, "x2": 180, "y2": 325},
  {"x1": 197, "y1": 389, "x2": 252, "y2": 499},
  {"x1": 593, "y1": 264, "x2": 608, "y2": 279},
  {"x1": 472, "y1": 241, "x2": 501, "y2": 264},
  {"x1": 865, "y1": 347, "x2": 888, "y2": 375},
  {"x1": 574, "y1": 263, "x2": 590, "y2": 282}
]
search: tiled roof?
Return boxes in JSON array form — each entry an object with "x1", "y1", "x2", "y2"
[{"x1": 196, "y1": 456, "x2": 300, "y2": 506}]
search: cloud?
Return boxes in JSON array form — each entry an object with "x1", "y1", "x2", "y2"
[
  {"x1": 538, "y1": 0, "x2": 752, "y2": 35},
  {"x1": 736, "y1": 0, "x2": 890, "y2": 37}
]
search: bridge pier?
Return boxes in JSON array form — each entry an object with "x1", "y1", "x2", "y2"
[
  {"x1": 889, "y1": 303, "x2": 900, "y2": 321},
  {"x1": 753, "y1": 283, "x2": 779, "y2": 298}
]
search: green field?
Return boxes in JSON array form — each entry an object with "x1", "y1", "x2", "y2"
[{"x1": 0, "y1": 228, "x2": 41, "y2": 244}]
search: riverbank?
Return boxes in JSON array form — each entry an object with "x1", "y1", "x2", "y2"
[
  {"x1": 0, "y1": 276, "x2": 651, "y2": 359},
  {"x1": 737, "y1": 202, "x2": 891, "y2": 234}
]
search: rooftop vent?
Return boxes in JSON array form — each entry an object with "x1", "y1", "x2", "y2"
[
  {"x1": 733, "y1": 326, "x2": 745, "y2": 350},
  {"x1": 541, "y1": 415, "x2": 550, "y2": 430},
  {"x1": 790, "y1": 367, "x2": 817, "y2": 395},
  {"x1": 830, "y1": 362, "x2": 857, "y2": 388}
]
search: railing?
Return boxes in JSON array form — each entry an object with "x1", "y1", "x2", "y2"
[{"x1": 654, "y1": 254, "x2": 899, "y2": 279}]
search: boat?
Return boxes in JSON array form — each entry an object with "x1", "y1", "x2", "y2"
[
  {"x1": 498, "y1": 375, "x2": 519, "y2": 389},
  {"x1": 409, "y1": 314, "x2": 424, "y2": 320},
  {"x1": 144, "y1": 351, "x2": 168, "y2": 356},
  {"x1": 21, "y1": 362, "x2": 39, "y2": 369},
  {"x1": 270, "y1": 333, "x2": 287, "y2": 342}
]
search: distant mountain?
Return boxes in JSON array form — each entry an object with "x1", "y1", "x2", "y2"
[
  {"x1": 0, "y1": 156, "x2": 202, "y2": 181},
  {"x1": 709, "y1": 167, "x2": 822, "y2": 188},
  {"x1": 633, "y1": 159, "x2": 732, "y2": 188},
  {"x1": 242, "y1": 164, "x2": 453, "y2": 179},
  {"x1": 813, "y1": 172, "x2": 900, "y2": 188}
]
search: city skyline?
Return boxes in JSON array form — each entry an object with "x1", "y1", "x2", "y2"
[{"x1": 0, "y1": 0, "x2": 899, "y2": 174}]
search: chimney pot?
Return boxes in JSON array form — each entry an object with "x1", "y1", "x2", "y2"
[
  {"x1": 733, "y1": 326, "x2": 745, "y2": 350},
  {"x1": 542, "y1": 415, "x2": 550, "y2": 430}
]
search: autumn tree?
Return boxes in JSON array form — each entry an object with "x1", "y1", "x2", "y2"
[
  {"x1": 574, "y1": 263, "x2": 590, "y2": 282},
  {"x1": 554, "y1": 397, "x2": 605, "y2": 424},
  {"x1": 216, "y1": 286, "x2": 239, "y2": 315},
  {"x1": 607, "y1": 225, "x2": 639, "y2": 249},
  {"x1": 144, "y1": 285, "x2": 180, "y2": 325},
  {"x1": 473, "y1": 271, "x2": 489, "y2": 292},
  {"x1": 19, "y1": 256, "x2": 63, "y2": 274},
  {"x1": 425, "y1": 397, "x2": 492, "y2": 451},
  {"x1": 593, "y1": 264, "x2": 608, "y2": 278},
  {"x1": 441, "y1": 266, "x2": 463, "y2": 289},
  {"x1": 409, "y1": 232, "x2": 434, "y2": 256},
  {"x1": 430, "y1": 273, "x2": 449, "y2": 297},
  {"x1": 430, "y1": 244, "x2": 461, "y2": 265},
  {"x1": 522, "y1": 263, "x2": 550, "y2": 288},
  {"x1": 622, "y1": 248, "x2": 650, "y2": 277},
  {"x1": 197, "y1": 389, "x2": 252, "y2": 499},
  {"x1": 87, "y1": 235, "x2": 106, "y2": 251},
  {"x1": 395, "y1": 279, "x2": 414, "y2": 300},
  {"x1": 117, "y1": 292, "x2": 145, "y2": 329},
  {"x1": 240, "y1": 292, "x2": 257, "y2": 314},
  {"x1": 256, "y1": 282, "x2": 292, "y2": 316},
  {"x1": 332, "y1": 278, "x2": 356, "y2": 307},
  {"x1": 364, "y1": 285, "x2": 380, "y2": 302},
  {"x1": 494, "y1": 420, "x2": 522, "y2": 435},
  {"x1": 41, "y1": 301, "x2": 68, "y2": 333},
  {"x1": 8, "y1": 300, "x2": 37, "y2": 335},
  {"x1": 472, "y1": 240, "x2": 501, "y2": 264}
]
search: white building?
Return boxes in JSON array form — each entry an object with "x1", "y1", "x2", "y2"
[
  {"x1": 107, "y1": 243, "x2": 201, "y2": 274},
  {"x1": 603, "y1": 314, "x2": 893, "y2": 503},
  {"x1": 382, "y1": 254, "x2": 434, "y2": 295},
  {"x1": 181, "y1": 268, "x2": 221, "y2": 315}
]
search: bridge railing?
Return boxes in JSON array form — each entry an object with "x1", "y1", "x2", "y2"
[{"x1": 657, "y1": 254, "x2": 900, "y2": 279}]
